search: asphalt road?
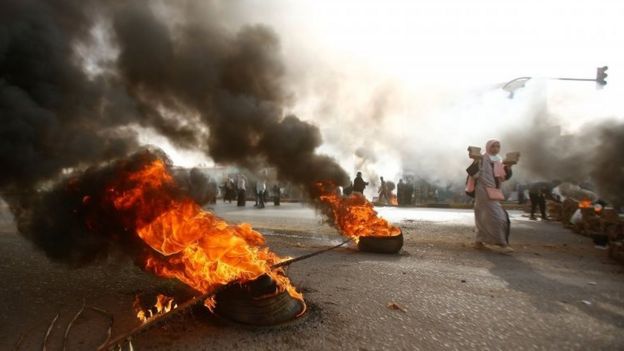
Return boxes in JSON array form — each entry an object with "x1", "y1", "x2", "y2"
[{"x1": 1, "y1": 200, "x2": 623, "y2": 350}]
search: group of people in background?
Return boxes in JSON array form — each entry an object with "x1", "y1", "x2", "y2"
[
  {"x1": 350, "y1": 173, "x2": 404, "y2": 205},
  {"x1": 349, "y1": 172, "x2": 424, "y2": 206},
  {"x1": 221, "y1": 174, "x2": 281, "y2": 208}
]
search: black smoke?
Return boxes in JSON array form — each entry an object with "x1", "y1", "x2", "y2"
[
  {"x1": 110, "y1": 1, "x2": 348, "y2": 188},
  {"x1": 0, "y1": 0, "x2": 139, "y2": 190},
  {"x1": 10, "y1": 149, "x2": 169, "y2": 266},
  {"x1": 506, "y1": 115, "x2": 624, "y2": 208},
  {"x1": 1, "y1": 0, "x2": 347, "y2": 265},
  {"x1": 590, "y1": 122, "x2": 624, "y2": 208}
]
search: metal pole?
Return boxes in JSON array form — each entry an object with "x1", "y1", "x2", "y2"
[
  {"x1": 553, "y1": 78, "x2": 597, "y2": 82},
  {"x1": 504, "y1": 76, "x2": 599, "y2": 87},
  {"x1": 502, "y1": 76, "x2": 602, "y2": 98}
]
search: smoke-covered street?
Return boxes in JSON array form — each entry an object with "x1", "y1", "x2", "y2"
[
  {"x1": 2, "y1": 201, "x2": 622, "y2": 350},
  {"x1": 2, "y1": 1, "x2": 623, "y2": 350}
]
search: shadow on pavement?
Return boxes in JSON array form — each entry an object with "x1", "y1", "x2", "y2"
[{"x1": 484, "y1": 252, "x2": 624, "y2": 328}]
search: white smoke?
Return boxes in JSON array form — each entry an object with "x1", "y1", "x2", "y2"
[{"x1": 114, "y1": 1, "x2": 624, "y2": 196}]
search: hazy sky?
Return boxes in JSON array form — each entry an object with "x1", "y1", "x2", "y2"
[
  {"x1": 159, "y1": 0, "x2": 623, "y2": 183},
  {"x1": 251, "y1": 0, "x2": 622, "y2": 85}
]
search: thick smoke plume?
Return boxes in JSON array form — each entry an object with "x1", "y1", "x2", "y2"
[
  {"x1": 11, "y1": 150, "x2": 167, "y2": 266},
  {"x1": 506, "y1": 115, "x2": 624, "y2": 207},
  {"x1": 1, "y1": 0, "x2": 347, "y2": 265},
  {"x1": 110, "y1": 1, "x2": 347, "y2": 188},
  {"x1": 2, "y1": 0, "x2": 621, "y2": 266},
  {"x1": 0, "y1": 0, "x2": 139, "y2": 190}
]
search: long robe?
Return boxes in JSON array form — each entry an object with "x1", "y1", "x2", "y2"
[{"x1": 474, "y1": 155, "x2": 510, "y2": 245}]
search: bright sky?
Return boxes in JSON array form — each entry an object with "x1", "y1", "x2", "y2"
[
  {"x1": 255, "y1": 0, "x2": 623, "y2": 85},
  {"x1": 165, "y1": 0, "x2": 624, "y2": 177}
]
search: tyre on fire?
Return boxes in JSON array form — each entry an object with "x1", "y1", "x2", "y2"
[
  {"x1": 214, "y1": 274, "x2": 305, "y2": 326},
  {"x1": 357, "y1": 230, "x2": 404, "y2": 254}
]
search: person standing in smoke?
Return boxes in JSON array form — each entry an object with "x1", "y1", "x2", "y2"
[
  {"x1": 236, "y1": 174, "x2": 247, "y2": 207},
  {"x1": 378, "y1": 176, "x2": 389, "y2": 204},
  {"x1": 224, "y1": 177, "x2": 235, "y2": 203},
  {"x1": 465, "y1": 140, "x2": 513, "y2": 253},
  {"x1": 352, "y1": 172, "x2": 369, "y2": 196},
  {"x1": 256, "y1": 178, "x2": 266, "y2": 209},
  {"x1": 253, "y1": 180, "x2": 259, "y2": 207},
  {"x1": 230, "y1": 177, "x2": 238, "y2": 202},
  {"x1": 272, "y1": 184, "x2": 281, "y2": 206},
  {"x1": 528, "y1": 182, "x2": 554, "y2": 220}
]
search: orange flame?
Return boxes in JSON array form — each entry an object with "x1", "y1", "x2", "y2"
[
  {"x1": 578, "y1": 199, "x2": 593, "y2": 209},
  {"x1": 315, "y1": 181, "x2": 401, "y2": 241},
  {"x1": 108, "y1": 160, "x2": 302, "y2": 312},
  {"x1": 134, "y1": 294, "x2": 178, "y2": 324},
  {"x1": 389, "y1": 194, "x2": 398, "y2": 206}
]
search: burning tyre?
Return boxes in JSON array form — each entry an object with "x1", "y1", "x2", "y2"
[
  {"x1": 357, "y1": 230, "x2": 404, "y2": 254},
  {"x1": 314, "y1": 182, "x2": 403, "y2": 252},
  {"x1": 214, "y1": 274, "x2": 306, "y2": 326}
]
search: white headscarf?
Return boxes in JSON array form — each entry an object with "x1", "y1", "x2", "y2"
[{"x1": 486, "y1": 139, "x2": 502, "y2": 162}]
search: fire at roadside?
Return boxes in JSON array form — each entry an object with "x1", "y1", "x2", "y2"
[
  {"x1": 313, "y1": 181, "x2": 401, "y2": 242},
  {"x1": 10, "y1": 147, "x2": 404, "y2": 336},
  {"x1": 11, "y1": 149, "x2": 305, "y2": 324},
  {"x1": 523, "y1": 182, "x2": 624, "y2": 265}
]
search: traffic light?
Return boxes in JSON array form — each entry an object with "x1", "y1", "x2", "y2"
[{"x1": 596, "y1": 66, "x2": 608, "y2": 85}]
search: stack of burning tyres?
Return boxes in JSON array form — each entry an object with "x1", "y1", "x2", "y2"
[{"x1": 100, "y1": 154, "x2": 305, "y2": 326}]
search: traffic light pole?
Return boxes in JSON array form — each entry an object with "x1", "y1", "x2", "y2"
[
  {"x1": 502, "y1": 66, "x2": 608, "y2": 98},
  {"x1": 504, "y1": 76, "x2": 602, "y2": 90},
  {"x1": 553, "y1": 78, "x2": 598, "y2": 82}
]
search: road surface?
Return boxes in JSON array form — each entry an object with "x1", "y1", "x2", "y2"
[{"x1": 1, "y1": 201, "x2": 622, "y2": 350}]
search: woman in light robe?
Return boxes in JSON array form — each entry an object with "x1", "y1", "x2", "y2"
[{"x1": 466, "y1": 140, "x2": 513, "y2": 251}]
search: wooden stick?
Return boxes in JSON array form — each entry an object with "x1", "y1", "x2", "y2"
[
  {"x1": 98, "y1": 240, "x2": 349, "y2": 349},
  {"x1": 62, "y1": 300, "x2": 86, "y2": 351},
  {"x1": 42, "y1": 312, "x2": 59, "y2": 351},
  {"x1": 271, "y1": 239, "x2": 351, "y2": 269},
  {"x1": 97, "y1": 286, "x2": 227, "y2": 351},
  {"x1": 87, "y1": 306, "x2": 114, "y2": 350}
]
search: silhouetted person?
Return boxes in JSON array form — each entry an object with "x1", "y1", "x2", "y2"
[
  {"x1": 529, "y1": 182, "x2": 551, "y2": 220},
  {"x1": 378, "y1": 176, "x2": 389, "y2": 204},
  {"x1": 256, "y1": 179, "x2": 266, "y2": 209},
  {"x1": 224, "y1": 177, "x2": 235, "y2": 203},
  {"x1": 272, "y1": 184, "x2": 281, "y2": 206},
  {"x1": 236, "y1": 175, "x2": 246, "y2": 207},
  {"x1": 353, "y1": 172, "x2": 368, "y2": 194}
]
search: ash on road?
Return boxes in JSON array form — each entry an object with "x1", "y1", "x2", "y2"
[{"x1": 1, "y1": 201, "x2": 622, "y2": 350}]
